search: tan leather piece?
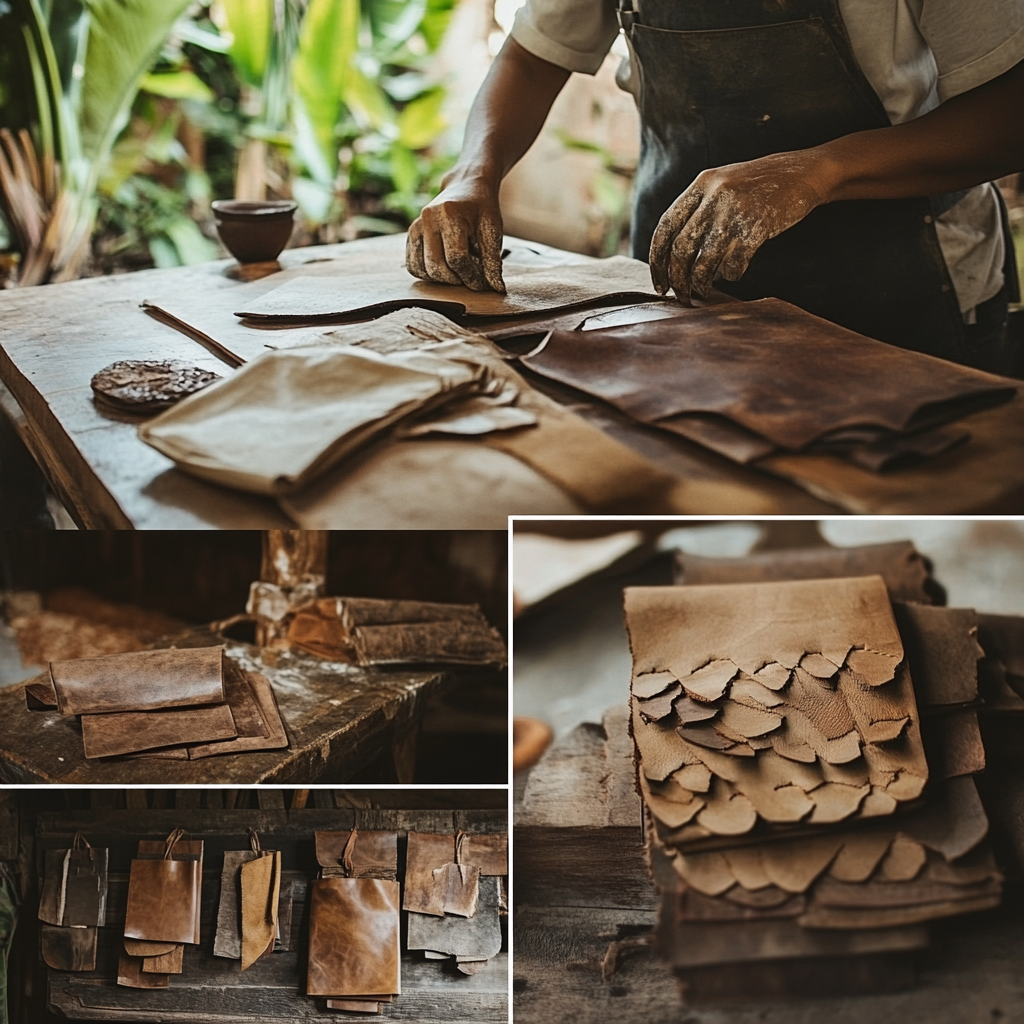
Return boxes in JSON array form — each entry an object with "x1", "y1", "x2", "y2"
[
  {"x1": 213, "y1": 850, "x2": 259, "y2": 959},
  {"x1": 460, "y1": 834, "x2": 508, "y2": 876},
  {"x1": 403, "y1": 833, "x2": 455, "y2": 916},
  {"x1": 430, "y1": 863, "x2": 480, "y2": 918},
  {"x1": 136, "y1": 838, "x2": 203, "y2": 944},
  {"x1": 406, "y1": 875, "x2": 503, "y2": 959},
  {"x1": 49, "y1": 645, "x2": 225, "y2": 716},
  {"x1": 327, "y1": 999, "x2": 384, "y2": 1013},
  {"x1": 40, "y1": 923, "x2": 97, "y2": 971},
  {"x1": 124, "y1": 938, "x2": 178, "y2": 957},
  {"x1": 117, "y1": 953, "x2": 168, "y2": 989},
  {"x1": 314, "y1": 831, "x2": 398, "y2": 879},
  {"x1": 188, "y1": 669, "x2": 289, "y2": 758},
  {"x1": 81, "y1": 702, "x2": 238, "y2": 759},
  {"x1": 307, "y1": 878, "x2": 401, "y2": 997},
  {"x1": 675, "y1": 540, "x2": 940, "y2": 605},
  {"x1": 124, "y1": 858, "x2": 200, "y2": 944},
  {"x1": 24, "y1": 677, "x2": 57, "y2": 710},
  {"x1": 142, "y1": 944, "x2": 184, "y2": 973},
  {"x1": 894, "y1": 604, "x2": 983, "y2": 707},
  {"x1": 240, "y1": 850, "x2": 280, "y2": 970}
]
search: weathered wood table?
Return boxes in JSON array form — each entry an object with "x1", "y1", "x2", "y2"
[
  {"x1": 37, "y1": 806, "x2": 508, "y2": 1022},
  {"x1": 0, "y1": 629, "x2": 490, "y2": 784},
  {"x1": 2, "y1": 232, "x2": 1022, "y2": 524}
]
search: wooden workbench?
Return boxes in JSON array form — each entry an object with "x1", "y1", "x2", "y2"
[
  {"x1": 0, "y1": 628, "x2": 491, "y2": 784},
  {"x1": 2, "y1": 232, "x2": 1021, "y2": 525},
  {"x1": 35, "y1": 806, "x2": 508, "y2": 1022}
]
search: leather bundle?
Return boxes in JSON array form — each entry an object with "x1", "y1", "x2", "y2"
[
  {"x1": 213, "y1": 832, "x2": 282, "y2": 969},
  {"x1": 521, "y1": 297, "x2": 1017, "y2": 472},
  {"x1": 24, "y1": 646, "x2": 288, "y2": 760},
  {"x1": 404, "y1": 831, "x2": 507, "y2": 975},
  {"x1": 119, "y1": 830, "x2": 203, "y2": 988},
  {"x1": 38, "y1": 832, "x2": 108, "y2": 972},
  {"x1": 307, "y1": 830, "x2": 402, "y2": 1013},
  {"x1": 285, "y1": 597, "x2": 507, "y2": 667},
  {"x1": 627, "y1": 575, "x2": 1005, "y2": 998}
]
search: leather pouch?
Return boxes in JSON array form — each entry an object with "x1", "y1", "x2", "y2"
[
  {"x1": 314, "y1": 830, "x2": 397, "y2": 879},
  {"x1": 307, "y1": 877, "x2": 401, "y2": 997},
  {"x1": 124, "y1": 830, "x2": 202, "y2": 945},
  {"x1": 41, "y1": 923, "x2": 97, "y2": 971},
  {"x1": 49, "y1": 645, "x2": 225, "y2": 715},
  {"x1": 240, "y1": 834, "x2": 280, "y2": 970}
]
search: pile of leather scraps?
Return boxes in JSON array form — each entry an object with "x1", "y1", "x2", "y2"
[
  {"x1": 22, "y1": 646, "x2": 288, "y2": 760},
  {"x1": 403, "y1": 831, "x2": 508, "y2": 977},
  {"x1": 625, "y1": 575, "x2": 1005, "y2": 999},
  {"x1": 119, "y1": 830, "x2": 203, "y2": 988},
  {"x1": 521, "y1": 297, "x2": 1017, "y2": 473},
  {"x1": 38, "y1": 832, "x2": 108, "y2": 972},
  {"x1": 284, "y1": 596, "x2": 507, "y2": 667},
  {"x1": 308, "y1": 829, "x2": 401, "y2": 1013}
]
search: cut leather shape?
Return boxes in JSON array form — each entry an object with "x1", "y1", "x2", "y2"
[
  {"x1": 49, "y1": 645, "x2": 225, "y2": 716},
  {"x1": 124, "y1": 859, "x2": 200, "y2": 945},
  {"x1": 307, "y1": 878, "x2": 401, "y2": 997},
  {"x1": 327, "y1": 999, "x2": 383, "y2": 1013},
  {"x1": 124, "y1": 938, "x2": 178, "y2": 957},
  {"x1": 81, "y1": 702, "x2": 238, "y2": 759},
  {"x1": 406, "y1": 875, "x2": 503, "y2": 960},
  {"x1": 188, "y1": 668, "x2": 289, "y2": 758},
  {"x1": 117, "y1": 953, "x2": 168, "y2": 989},
  {"x1": 430, "y1": 863, "x2": 480, "y2": 918},
  {"x1": 240, "y1": 850, "x2": 280, "y2": 970},
  {"x1": 213, "y1": 850, "x2": 259, "y2": 959},
  {"x1": 521, "y1": 297, "x2": 1016, "y2": 461},
  {"x1": 38, "y1": 837, "x2": 108, "y2": 928},
  {"x1": 922, "y1": 710, "x2": 985, "y2": 779},
  {"x1": 314, "y1": 831, "x2": 398, "y2": 879},
  {"x1": 24, "y1": 677, "x2": 57, "y2": 710},
  {"x1": 894, "y1": 603, "x2": 983, "y2": 707},
  {"x1": 234, "y1": 255, "x2": 659, "y2": 323},
  {"x1": 142, "y1": 944, "x2": 184, "y2": 973},
  {"x1": 460, "y1": 834, "x2": 508, "y2": 876},
  {"x1": 404, "y1": 833, "x2": 455, "y2": 916},
  {"x1": 41, "y1": 923, "x2": 97, "y2": 971},
  {"x1": 127, "y1": 834, "x2": 203, "y2": 945}
]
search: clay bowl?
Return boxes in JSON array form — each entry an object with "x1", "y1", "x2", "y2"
[{"x1": 212, "y1": 200, "x2": 297, "y2": 264}]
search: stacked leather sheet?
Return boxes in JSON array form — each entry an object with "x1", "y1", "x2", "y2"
[
  {"x1": 38, "y1": 833, "x2": 108, "y2": 972},
  {"x1": 284, "y1": 597, "x2": 507, "y2": 667},
  {"x1": 23, "y1": 646, "x2": 288, "y2": 760},
  {"x1": 119, "y1": 830, "x2": 203, "y2": 988},
  {"x1": 403, "y1": 831, "x2": 507, "y2": 976},
  {"x1": 625, "y1": 576, "x2": 1003, "y2": 1000},
  {"x1": 521, "y1": 297, "x2": 1017, "y2": 472},
  {"x1": 308, "y1": 830, "x2": 401, "y2": 1013}
]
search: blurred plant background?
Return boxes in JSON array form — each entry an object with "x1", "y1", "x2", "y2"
[{"x1": 0, "y1": 0, "x2": 462, "y2": 284}]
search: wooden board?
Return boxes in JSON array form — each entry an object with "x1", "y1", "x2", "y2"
[
  {"x1": 0, "y1": 628, "x2": 495, "y2": 784},
  {"x1": 38, "y1": 807, "x2": 507, "y2": 1022}
]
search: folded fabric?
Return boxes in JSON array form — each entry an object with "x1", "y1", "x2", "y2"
[
  {"x1": 306, "y1": 878, "x2": 401, "y2": 998},
  {"x1": 49, "y1": 645, "x2": 225, "y2": 716},
  {"x1": 234, "y1": 256, "x2": 659, "y2": 323},
  {"x1": 138, "y1": 344, "x2": 486, "y2": 495},
  {"x1": 286, "y1": 597, "x2": 507, "y2": 666},
  {"x1": 675, "y1": 540, "x2": 943, "y2": 605},
  {"x1": 521, "y1": 298, "x2": 1017, "y2": 472}
]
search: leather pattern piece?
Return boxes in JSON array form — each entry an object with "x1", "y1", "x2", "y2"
[
  {"x1": 213, "y1": 850, "x2": 259, "y2": 959},
  {"x1": 126, "y1": 836, "x2": 203, "y2": 946},
  {"x1": 80, "y1": 702, "x2": 238, "y2": 758},
  {"x1": 240, "y1": 850, "x2": 280, "y2": 970},
  {"x1": 124, "y1": 938, "x2": 178, "y2": 957},
  {"x1": 49, "y1": 645, "x2": 225, "y2": 716},
  {"x1": 675, "y1": 540, "x2": 941, "y2": 605},
  {"x1": 117, "y1": 953, "x2": 169, "y2": 989},
  {"x1": 187, "y1": 669, "x2": 289, "y2": 758},
  {"x1": 306, "y1": 878, "x2": 401, "y2": 997},
  {"x1": 406, "y1": 875, "x2": 503, "y2": 959},
  {"x1": 38, "y1": 842, "x2": 108, "y2": 928},
  {"x1": 314, "y1": 831, "x2": 398, "y2": 879},
  {"x1": 403, "y1": 833, "x2": 455, "y2": 916},
  {"x1": 521, "y1": 298, "x2": 1016, "y2": 454},
  {"x1": 124, "y1": 859, "x2": 201, "y2": 944},
  {"x1": 41, "y1": 923, "x2": 97, "y2": 971},
  {"x1": 142, "y1": 944, "x2": 184, "y2": 974}
]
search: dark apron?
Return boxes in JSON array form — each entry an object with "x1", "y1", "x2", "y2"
[{"x1": 621, "y1": 0, "x2": 1018, "y2": 365}]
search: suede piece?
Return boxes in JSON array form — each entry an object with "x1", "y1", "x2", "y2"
[
  {"x1": 403, "y1": 833, "x2": 455, "y2": 916},
  {"x1": 142, "y1": 944, "x2": 184, "y2": 974},
  {"x1": 40, "y1": 924, "x2": 96, "y2": 971},
  {"x1": 81, "y1": 702, "x2": 237, "y2": 759},
  {"x1": 430, "y1": 863, "x2": 480, "y2": 918},
  {"x1": 124, "y1": 859, "x2": 200, "y2": 945},
  {"x1": 521, "y1": 298, "x2": 1016, "y2": 451},
  {"x1": 314, "y1": 831, "x2": 398, "y2": 879},
  {"x1": 116, "y1": 953, "x2": 168, "y2": 988},
  {"x1": 306, "y1": 878, "x2": 401, "y2": 997},
  {"x1": 213, "y1": 850, "x2": 259, "y2": 959},
  {"x1": 894, "y1": 604, "x2": 983, "y2": 707},
  {"x1": 406, "y1": 875, "x2": 503, "y2": 960},
  {"x1": 49, "y1": 645, "x2": 225, "y2": 716},
  {"x1": 240, "y1": 850, "x2": 280, "y2": 970}
]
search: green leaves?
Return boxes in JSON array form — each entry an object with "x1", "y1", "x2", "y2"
[
  {"x1": 140, "y1": 70, "x2": 214, "y2": 103},
  {"x1": 220, "y1": 0, "x2": 271, "y2": 88},
  {"x1": 397, "y1": 86, "x2": 444, "y2": 149}
]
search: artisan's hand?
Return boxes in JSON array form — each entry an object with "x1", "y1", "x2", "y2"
[
  {"x1": 649, "y1": 152, "x2": 829, "y2": 303},
  {"x1": 406, "y1": 174, "x2": 506, "y2": 293}
]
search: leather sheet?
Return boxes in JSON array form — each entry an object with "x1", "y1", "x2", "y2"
[
  {"x1": 116, "y1": 953, "x2": 168, "y2": 989},
  {"x1": 133, "y1": 837, "x2": 203, "y2": 945},
  {"x1": 894, "y1": 604, "x2": 983, "y2": 707},
  {"x1": 213, "y1": 850, "x2": 259, "y2": 959},
  {"x1": 240, "y1": 850, "x2": 280, "y2": 970},
  {"x1": 124, "y1": 859, "x2": 200, "y2": 945},
  {"x1": 81, "y1": 703, "x2": 238, "y2": 759},
  {"x1": 38, "y1": 843, "x2": 108, "y2": 928},
  {"x1": 41, "y1": 924, "x2": 97, "y2": 971},
  {"x1": 187, "y1": 668, "x2": 289, "y2": 758},
  {"x1": 406, "y1": 875, "x2": 503, "y2": 960},
  {"x1": 306, "y1": 878, "x2": 401, "y2": 997},
  {"x1": 48, "y1": 645, "x2": 225, "y2": 716},
  {"x1": 314, "y1": 831, "x2": 398, "y2": 879},
  {"x1": 521, "y1": 298, "x2": 1016, "y2": 462}
]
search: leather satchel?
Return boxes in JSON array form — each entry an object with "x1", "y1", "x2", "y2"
[
  {"x1": 306, "y1": 877, "x2": 401, "y2": 997},
  {"x1": 124, "y1": 830, "x2": 202, "y2": 946}
]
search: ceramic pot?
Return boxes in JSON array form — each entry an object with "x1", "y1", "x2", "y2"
[{"x1": 212, "y1": 200, "x2": 297, "y2": 264}]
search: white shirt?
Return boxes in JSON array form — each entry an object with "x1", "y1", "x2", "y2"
[{"x1": 511, "y1": 0, "x2": 1024, "y2": 317}]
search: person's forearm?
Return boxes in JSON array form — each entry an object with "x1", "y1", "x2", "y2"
[
  {"x1": 444, "y1": 37, "x2": 570, "y2": 191},
  {"x1": 810, "y1": 57, "x2": 1024, "y2": 203}
]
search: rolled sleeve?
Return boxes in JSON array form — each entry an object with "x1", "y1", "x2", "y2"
[{"x1": 510, "y1": 0, "x2": 620, "y2": 74}]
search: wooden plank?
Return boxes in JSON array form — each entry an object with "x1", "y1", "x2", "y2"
[{"x1": 0, "y1": 629, "x2": 476, "y2": 784}]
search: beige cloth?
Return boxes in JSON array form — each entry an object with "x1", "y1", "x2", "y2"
[{"x1": 138, "y1": 344, "x2": 485, "y2": 494}]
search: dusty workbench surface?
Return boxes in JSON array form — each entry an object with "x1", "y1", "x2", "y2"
[
  {"x1": 0, "y1": 627, "x2": 483, "y2": 784},
  {"x1": 2, "y1": 231, "x2": 1021, "y2": 525}
]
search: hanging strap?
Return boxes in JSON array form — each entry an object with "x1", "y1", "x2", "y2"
[
  {"x1": 617, "y1": 0, "x2": 638, "y2": 33},
  {"x1": 249, "y1": 829, "x2": 262, "y2": 855},
  {"x1": 163, "y1": 828, "x2": 186, "y2": 860},
  {"x1": 341, "y1": 829, "x2": 358, "y2": 877},
  {"x1": 454, "y1": 830, "x2": 467, "y2": 866},
  {"x1": 72, "y1": 831, "x2": 91, "y2": 851}
]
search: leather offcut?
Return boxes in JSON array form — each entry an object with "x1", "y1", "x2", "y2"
[
  {"x1": 213, "y1": 850, "x2": 259, "y2": 959},
  {"x1": 40, "y1": 923, "x2": 97, "y2": 971},
  {"x1": 81, "y1": 703, "x2": 238, "y2": 759},
  {"x1": 406, "y1": 875, "x2": 503, "y2": 959},
  {"x1": 117, "y1": 953, "x2": 169, "y2": 989},
  {"x1": 314, "y1": 831, "x2": 398, "y2": 879},
  {"x1": 240, "y1": 850, "x2": 280, "y2": 970}
]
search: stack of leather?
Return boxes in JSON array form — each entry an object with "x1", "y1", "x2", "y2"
[
  {"x1": 23, "y1": 646, "x2": 288, "y2": 760},
  {"x1": 38, "y1": 832, "x2": 108, "y2": 972},
  {"x1": 625, "y1": 575, "x2": 1004, "y2": 1001},
  {"x1": 404, "y1": 831, "x2": 507, "y2": 975},
  {"x1": 307, "y1": 829, "x2": 401, "y2": 1013},
  {"x1": 213, "y1": 832, "x2": 283, "y2": 970},
  {"x1": 285, "y1": 597, "x2": 507, "y2": 667},
  {"x1": 119, "y1": 830, "x2": 203, "y2": 988}
]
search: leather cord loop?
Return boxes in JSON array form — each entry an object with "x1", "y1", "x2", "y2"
[
  {"x1": 163, "y1": 828, "x2": 187, "y2": 860},
  {"x1": 341, "y1": 829, "x2": 358, "y2": 877},
  {"x1": 72, "y1": 830, "x2": 91, "y2": 851}
]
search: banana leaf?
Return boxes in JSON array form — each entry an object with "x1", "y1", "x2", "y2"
[{"x1": 220, "y1": 0, "x2": 272, "y2": 89}]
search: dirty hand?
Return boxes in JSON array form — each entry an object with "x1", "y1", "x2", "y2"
[
  {"x1": 649, "y1": 152, "x2": 829, "y2": 303},
  {"x1": 406, "y1": 175, "x2": 506, "y2": 293}
]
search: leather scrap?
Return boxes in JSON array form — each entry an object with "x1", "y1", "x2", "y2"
[
  {"x1": 894, "y1": 603, "x2": 983, "y2": 707},
  {"x1": 213, "y1": 850, "x2": 259, "y2": 959},
  {"x1": 142, "y1": 944, "x2": 184, "y2": 974},
  {"x1": 405, "y1": 875, "x2": 505, "y2": 960},
  {"x1": 41, "y1": 923, "x2": 97, "y2": 971},
  {"x1": 80, "y1": 702, "x2": 237, "y2": 758},
  {"x1": 315, "y1": 830, "x2": 398, "y2": 879},
  {"x1": 404, "y1": 833, "x2": 456, "y2": 916},
  {"x1": 117, "y1": 953, "x2": 168, "y2": 989},
  {"x1": 240, "y1": 847, "x2": 280, "y2": 970}
]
